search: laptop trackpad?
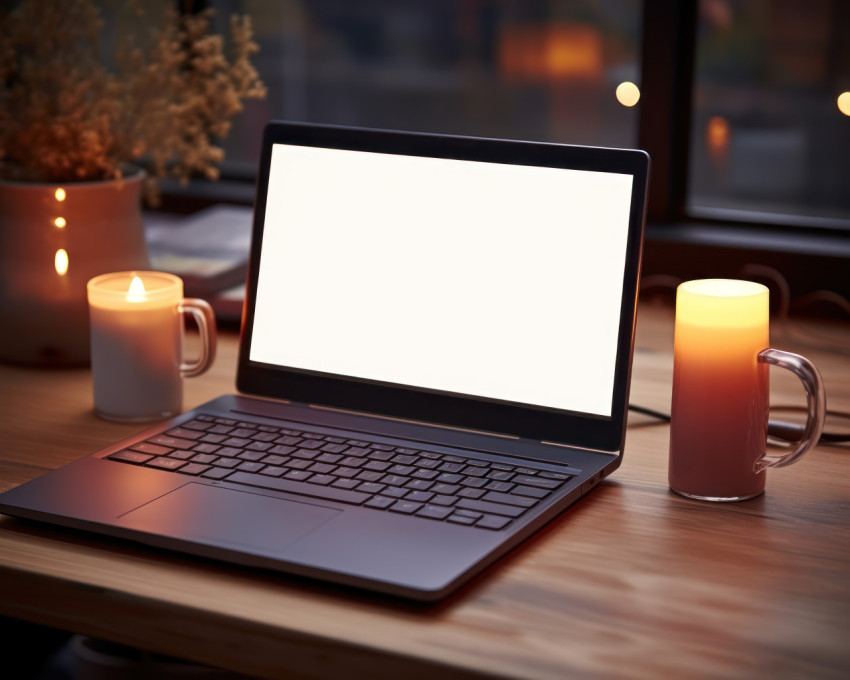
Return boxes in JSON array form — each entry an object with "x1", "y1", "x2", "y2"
[{"x1": 119, "y1": 483, "x2": 340, "y2": 554}]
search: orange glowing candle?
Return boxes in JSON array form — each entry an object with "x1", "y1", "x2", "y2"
[{"x1": 668, "y1": 279, "x2": 770, "y2": 501}]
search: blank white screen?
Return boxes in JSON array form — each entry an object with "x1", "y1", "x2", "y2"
[{"x1": 250, "y1": 143, "x2": 633, "y2": 417}]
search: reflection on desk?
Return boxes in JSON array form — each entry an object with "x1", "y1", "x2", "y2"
[{"x1": 0, "y1": 304, "x2": 848, "y2": 679}]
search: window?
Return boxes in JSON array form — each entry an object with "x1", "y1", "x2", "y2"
[
  {"x1": 213, "y1": 0, "x2": 643, "y2": 169},
  {"x1": 688, "y1": 0, "x2": 850, "y2": 227}
]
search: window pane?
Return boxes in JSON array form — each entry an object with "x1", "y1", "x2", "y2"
[
  {"x1": 215, "y1": 0, "x2": 641, "y2": 171},
  {"x1": 688, "y1": 0, "x2": 850, "y2": 226}
]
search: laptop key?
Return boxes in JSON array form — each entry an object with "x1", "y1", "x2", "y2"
[
  {"x1": 456, "y1": 498, "x2": 526, "y2": 518},
  {"x1": 381, "y1": 474, "x2": 409, "y2": 487},
  {"x1": 406, "y1": 490, "x2": 434, "y2": 503},
  {"x1": 430, "y1": 495, "x2": 457, "y2": 506},
  {"x1": 208, "y1": 424, "x2": 234, "y2": 434},
  {"x1": 250, "y1": 431, "x2": 279, "y2": 442},
  {"x1": 481, "y1": 491, "x2": 536, "y2": 508},
  {"x1": 246, "y1": 441, "x2": 273, "y2": 452},
  {"x1": 201, "y1": 467, "x2": 232, "y2": 480},
  {"x1": 484, "y1": 481, "x2": 515, "y2": 493},
  {"x1": 145, "y1": 457, "x2": 186, "y2": 471},
  {"x1": 457, "y1": 488, "x2": 486, "y2": 499},
  {"x1": 168, "y1": 449, "x2": 196, "y2": 460},
  {"x1": 190, "y1": 453, "x2": 218, "y2": 465},
  {"x1": 357, "y1": 470, "x2": 384, "y2": 482},
  {"x1": 198, "y1": 434, "x2": 227, "y2": 444},
  {"x1": 382, "y1": 486, "x2": 408, "y2": 498},
  {"x1": 238, "y1": 450, "x2": 266, "y2": 462},
  {"x1": 365, "y1": 496, "x2": 395, "y2": 510},
  {"x1": 417, "y1": 505, "x2": 452, "y2": 520},
  {"x1": 446, "y1": 514, "x2": 475, "y2": 525},
  {"x1": 164, "y1": 429, "x2": 205, "y2": 442},
  {"x1": 476, "y1": 515, "x2": 512, "y2": 530},
  {"x1": 148, "y1": 434, "x2": 195, "y2": 449},
  {"x1": 513, "y1": 475, "x2": 562, "y2": 490},
  {"x1": 193, "y1": 443, "x2": 221, "y2": 454},
  {"x1": 436, "y1": 473, "x2": 462, "y2": 484},
  {"x1": 237, "y1": 461, "x2": 265, "y2": 473},
  {"x1": 389, "y1": 500, "x2": 423, "y2": 514},
  {"x1": 321, "y1": 442, "x2": 349, "y2": 454},
  {"x1": 213, "y1": 457, "x2": 241, "y2": 469},
  {"x1": 130, "y1": 442, "x2": 171, "y2": 456},
  {"x1": 511, "y1": 485, "x2": 550, "y2": 499},
  {"x1": 181, "y1": 420, "x2": 212, "y2": 431},
  {"x1": 540, "y1": 471, "x2": 572, "y2": 480},
  {"x1": 225, "y1": 472, "x2": 370, "y2": 505},
  {"x1": 260, "y1": 454, "x2": 290, "y2": 466},
  {"x1": 108, "y1": 450, "x2": 154, "y2": 465},
  {"x1": 179, "y1": 463, "x2": 211, "y2": 475},
  {"x1": 332, "y1": 478, "x2": 361, "y2": 490},
  {"x1": 257, "y1": 466, "x2": 286, "y2": 477},
  {"x1": 357, "y1": 482, "x2": 386, "y2": 495},
  {"x1": 307, "y1": 474, "x2": 335, "y2": 486},
  {"x1": 284, "y1": 469, "x2": 311, "y2": 481}
]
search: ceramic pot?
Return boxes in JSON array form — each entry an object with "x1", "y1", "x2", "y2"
[{"x1": 0, "y1": 170, "x2": 149, "y2": 365}]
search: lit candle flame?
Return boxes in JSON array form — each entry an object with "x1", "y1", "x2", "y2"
[
  {"x1": 127, "y1": 276, "x2": 146, "y2": 302},
  {"x1": 55, "y1": 249, "x2": 69, "y2": 275},
  {"x1": 55, "y1": 188, "x2": 66, "y2": 202},
  {"x1": 54, "y1": 216, "x2": 66, "y2": 228}
]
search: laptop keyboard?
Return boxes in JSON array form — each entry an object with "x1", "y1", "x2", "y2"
[{"x1": 106, "y1": 414, "x2": 577, "y2": 531}]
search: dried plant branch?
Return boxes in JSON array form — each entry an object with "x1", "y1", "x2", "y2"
[{"x1": 0, "y1": 0, "x2": 266, "y2": 203}]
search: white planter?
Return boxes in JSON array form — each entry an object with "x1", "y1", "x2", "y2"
[{"x1": 0, "y1": 171, "x2": 149, "y2": 365}]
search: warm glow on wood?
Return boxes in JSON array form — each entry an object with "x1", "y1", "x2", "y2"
[
  {"x1": 127, "y1": 276, "x2": 147, "y2": 302},
  {"x1": 54, "y1": 249, "x2": 69, "y2": 275}
]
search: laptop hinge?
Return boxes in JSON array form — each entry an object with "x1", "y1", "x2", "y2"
[
  {"x1": 308, "y1": 403, "x2": 520, "y2": 441},
  {"x1": 541, "y1": 439, "x2": 620, "y2": 456}
]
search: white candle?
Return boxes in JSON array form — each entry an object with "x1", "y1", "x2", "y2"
[{"x1": 88, "y1": 271, "x2": 185, "y2": 421}]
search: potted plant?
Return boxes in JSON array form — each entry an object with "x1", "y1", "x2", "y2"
[{"x1": 0, "y1": 0, "x2": 266, "y2": 364}]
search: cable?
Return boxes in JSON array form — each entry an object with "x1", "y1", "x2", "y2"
[{"x1": 628, "y1": 404, "x2": 850, "y2": 444}]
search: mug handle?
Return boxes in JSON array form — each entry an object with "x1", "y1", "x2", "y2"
[
  {"x1": 178, "y1": 298, "x2": 217, "y2": 378},
  {"x1": 756, "y1": 348, "x2": 826, "y2": 472}
]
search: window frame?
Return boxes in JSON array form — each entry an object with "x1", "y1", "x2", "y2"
[{"x1": 157, "y1": 0, "x2": 850, "y2": 303}]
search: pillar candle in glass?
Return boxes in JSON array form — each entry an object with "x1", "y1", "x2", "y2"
[
  {"x1": 87, "y1": 271, "x2": 215, "y2": 421},
  {"x1": 669, "y1": 279, "x2": 826, "y2": 501}
]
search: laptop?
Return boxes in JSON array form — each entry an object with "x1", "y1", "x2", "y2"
[{"x1": 0, "y1": 122, "x2": 649, "y2": 601}]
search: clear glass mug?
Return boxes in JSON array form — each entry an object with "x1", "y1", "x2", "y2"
[
  {"x1": 87, "y1": 271, "x2": 216, "y2": 421},
  {"x1": 668, "y1": 279, "x2": 826, "y2": 501}
]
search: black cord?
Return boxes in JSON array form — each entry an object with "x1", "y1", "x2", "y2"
[{"x1": 628, "y1": 404, "x2": 850, "y2": 444}]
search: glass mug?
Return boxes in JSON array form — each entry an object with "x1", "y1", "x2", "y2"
[
  {"x1": 87, "y1": 271, "x2": 216, "y2": 421},
  {"x1": 668, "y1": 279, "x2": 826, "y2": 501}
]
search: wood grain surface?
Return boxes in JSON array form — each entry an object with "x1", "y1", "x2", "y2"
[{"x1": 0, "y1": 303, "x2": 848, "y2": 679}]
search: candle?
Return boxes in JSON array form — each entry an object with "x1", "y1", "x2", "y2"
[
  {"x1": 88, "y1": 271, "x2": 186, "y2": 421},
  {"x1": 668, "y1": 279, "x2": 770, "y2": 501}
]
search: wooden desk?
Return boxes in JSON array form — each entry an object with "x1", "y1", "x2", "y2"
[{"x1": 1, "y1": 304, "x2": 848, "y2": 679}]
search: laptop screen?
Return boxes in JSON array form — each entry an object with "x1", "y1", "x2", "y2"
[{"x1": 248, "y1": 142, "x2": 634, "y2": 419}]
